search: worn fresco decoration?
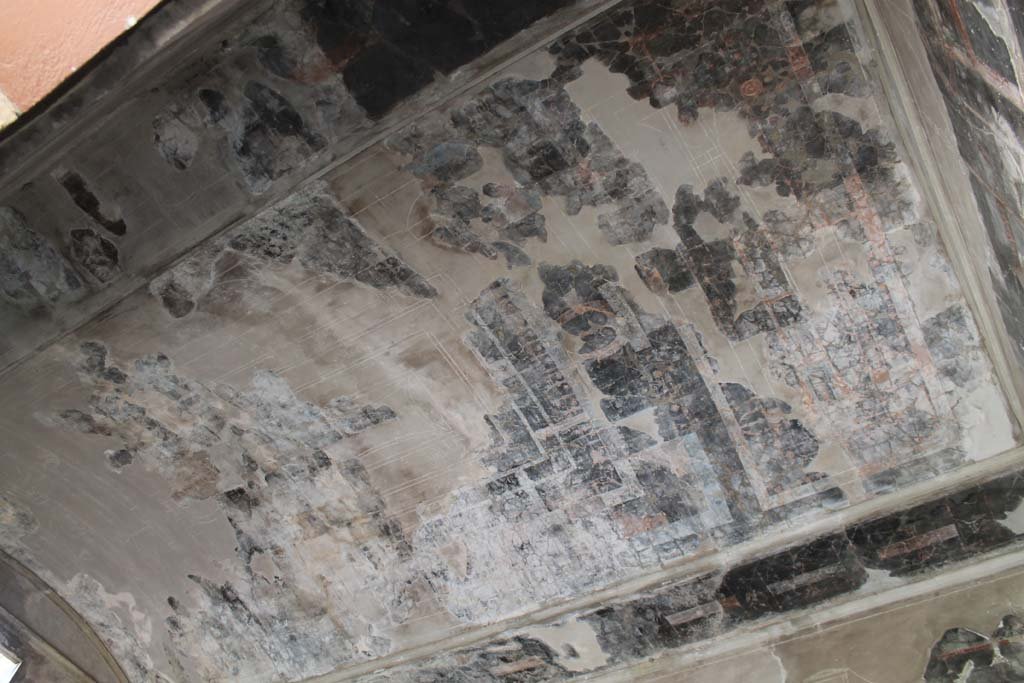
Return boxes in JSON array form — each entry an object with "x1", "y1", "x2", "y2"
[
  {"x1": 150, "y1": 0, "x2": 583, "y2": 195},
  {"x1": 0, "y1": 0, "x2": 1020, "y2": 682},
  {"x1": 50, "y1": 340, "x2": 411, "y2": 681},
  {"x1": 924, "y1": 613, "x2": 1024, "y2": 682},
  {"x1": 150, "y1": 187, "x2": 438, "y2": 320},
  {"x1": 913, "y1": 0, "x2": 1024, "y2": 366},
  {"x1": 365, "y1": 470, "x2": 1024, "y2": 681},
  {"x1": 0, "y1": 0, "x2": 601, "y2": 373}
]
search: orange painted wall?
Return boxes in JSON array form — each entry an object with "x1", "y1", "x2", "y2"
[{"x1": 0, "y1": 0, "x2": 162, "y2": 113}]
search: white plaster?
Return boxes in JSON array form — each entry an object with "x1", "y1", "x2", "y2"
[
  {"x1": 960, "y1": 382, "x2": 1017, "y2": 462},
  {"x1": 999, "y1": 498, "x2": 1024, "y2": 535},
  {"x1": 520, "y1": 618, "x2": 609, "y2": 672}
]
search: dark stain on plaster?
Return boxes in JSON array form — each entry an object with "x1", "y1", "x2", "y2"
[
  {"x1": 108, "y1": 449, "x2": 134, "y2": 469},
  {"x1": 299, "y1": 0, "x2": 575, "y2": 119},
  {"x1": 922, "y1": 304, "x2": 985, "y2": 389},
  {"x1": 389, "y1": 76, "x2": 668, "y2": 252},
  {"x1": 238, "y1": 82, "x2": 325, "y2": 189},
  {"x1": 189, "y1": 76, "x2": 329, "y2": 194},
  {"x1": 156, "y1": 280, "x2": 196, "y2": 319},
  {"x1": 914, "y1": 0, "x2": 1024, "y2": 365},
  {"x1": 721, "y1": 382, "x2": 822, "y2": 496},
  {"x1": 932, "y1": 0, "x2": 1017, "y2": 83},
  {"x1": 550, "y1": 0, "x2": 907, "y2": 218},
  {"x1": 925, "y1": 614, "x2": 1024, "y2": 681},
  {"x1": 342, "y1": 43, "x2": 436, "y2": 120},
  {"x1": 673, "y1": 180, "x2": 802, "y2": 340},
  {"x1": 550, "y1": 0, "x2": 865, "y2": 123},
  {"x1": 635, "y1": 248, "x2": 694, "y2": 294},
  {"x1": 153, "y1": 108, "x2": 200, "y2": 170},
  {"x1": 57, "y1": 171, "x2": 127, "y2": 237},
  {"x1": 717, "y1": 533, "x2": 867, "y2": 621},
  {"x1": 849, "y1": 471, "x2": 1024, "y2": 575},
  {"x1": 198, "y1": 88, "x2": 228, "y2": 124},
  {"x1": 0, "y1": 207, "x2": 83, "y2": 312},
  {"x1": 69, "y1": 228, "x2": 120, "y2": 284},
  {"x1": 152, "y1": 188, "x2": 436, "y2": 318}
]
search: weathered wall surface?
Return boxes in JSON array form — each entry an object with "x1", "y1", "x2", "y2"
[
  {"x1": 0, "y1": 0, "x2": 1020, "y2": 682},
  {"x1": 0, "y1": 0, "x2": 607, "y2": 373},
  {"x1": 909, "y1": 0, "x2": 1024, "y2": 369},
  {"x1": 0, "y1": 554, "x2": 124, "y2": 683},
  {"x1": 600, "y1": 565, "x2": 1024, "y2": 682},
  {"x1": 357, "y1": 469, "x2": 1024, "y2": 681}
]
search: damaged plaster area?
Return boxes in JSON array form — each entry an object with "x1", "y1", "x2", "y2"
[
  {"x1": 912, "y1": 0, "x2": 1024, "y2": 366},
  {"x1": 0, "y1": 0, "x2": 1020, "y2": 682},
  {"x1": 0, "y1": 207, "x2": 84, "y2": 312},
  {"x1": 924, "y1": 614, "x2": 1024, "y2": 681},
  {"x1": 145, "y1": 0, "x2": 582, "y2": 194},
  {"x1": 45, "y1": 340, "x2": 413, "y2": 681},
  {"x1": 150, "y1": 186, "x2": 437, "y2": 319},
  {"x1": 368, "y1": 471, "x2": 1024, "y2": 681}
]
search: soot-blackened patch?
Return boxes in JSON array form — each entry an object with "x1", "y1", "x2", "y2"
[
  {"x1": 924, "y1": 615, "x2": 1024, "y2": 682},
  {"x1": 720, "y1": 382, "x2": 822, "y2": 495},
  {"x1": 108, "y1": 449, "x2": 134, "y2": 469},
  {"x1": 342, "y1": 42, "x2": 435, "y2": 119},
  {"x1": 366, "y1": 468, "x2": 1024, "y2": 682},
  {"x1": 198, "y1": 88, "x2": 228, "y2": 124},
  {"x1": 153, "y1": 109, "x2": 200, "y2": 171},
  {"x1": 240, "y1": 82, "x2": 325, "y2": 184},
  {"x1": 847, "y1": 470, "x2": 1024, "y2": 576},
  {"x1": 914, "y1": 0, "x2": 1024, "y2": 367},
  {"x1": 69, "y1": 228, "x2": 120, "y2": 284},
  {"x1": 959, "y1": 1, "x2": 1017, "y2": 83},
  {"x1": 463, "y1": 0, "x2": 575, "y2": 45},
  {"x1": 253, "y1": 34, "x2": 297, "y2": 80},
  {"x1": 922, "y1": 304, "x2": 984, "y2": 389},
  {"x1": 717, "y1": 533, "x2": 867, "y2": 621},
  {"x1": 635, "y1": 248, "x2": 694, "y2": 294},
  {"x1": 197, "y1": 81, "x2": 327, "y2": 194},
  {"x1": 424, "y1": 184, "x2": 496, "y2": 258},
  {"x1": 370, "y1": 1, "x2": 487, "y2": 75},
  {"x1": 151, "y1": 189, "x2": 436, "y2": 317},
  {"x1": 539, "y1": 261, "x2": 620, "y2": 345},
  {"x1": 0, "y1": 207, "x2": 83, "y2": 311},
  {"x1": 493, "y1": 241, "x2": 532, "y2": 268},
  {"x1": 407, "y1": 142, "x2": 483, "y2": 183},
  {"x1": 57, "y1": 171, "x2": 127, "y2": 237},
  {"x1": 672, "y1": 180, "x2": 802, "y2": 340},
  {"x1": 497, "y1": 212, "x2": 547, "y2": 245},
  {"x1": 471, "y1": 276, "x2": 768, "y2": 537},
  {"x1": 390, "y1": 77, "x2": 667, "y2": 248},
  {"x1": 581, "y1": 575, "x2": 723, "y2": 662},
  {"x1": 157, "y1": 280, "x2": 196, "y2": 319}
]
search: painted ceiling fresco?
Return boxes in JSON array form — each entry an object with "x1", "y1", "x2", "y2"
[{"x1": 0, "y1": 0, "x2": 1021, "y2": 681}]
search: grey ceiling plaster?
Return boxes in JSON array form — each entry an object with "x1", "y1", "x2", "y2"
[{"x1": 0, "y1": 0, "x2": 1022, "y2": 682}]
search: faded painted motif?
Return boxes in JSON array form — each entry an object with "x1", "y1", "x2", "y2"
[{"x1": 0, "y1": 0, "x2": 1017, "y2": 682}]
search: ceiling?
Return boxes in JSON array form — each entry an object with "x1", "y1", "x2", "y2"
[{"x1": 0, "y1": 0, "x2": 1022, "y2": 681}]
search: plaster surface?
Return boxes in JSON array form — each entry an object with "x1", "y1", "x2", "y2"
[
  {"x1": 617, "y1": 565, "x2": 1024, "y2": 682},
  {"x1": 0, "y1": 0, "x2": 1022, "y2": 682}
]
